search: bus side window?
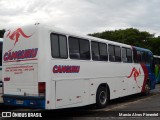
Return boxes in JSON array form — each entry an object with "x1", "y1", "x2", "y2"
[
  {"x1": 108, "y1": 45, "x2": 115, "y2": 62},
  {"x1": 99, "y1": 43, "x2": 108, "y2": 61},
  {"x1": 122, "y1": 48, "x2": 127, "y2": 62},
  {"x1": 141, "y1": 51, "x2": 146, "y2": 63},
  {"x1": 133, "y1": 49, "x2": 138, "y2": 63},
  {"x1": 69, "y1": 37, "x2": 80, "y2": 59},
  {"x1": 115, "y1": 46, "x2": 121, "y2": 62},
  {"x1": 127, "y1": 48, "x2": 132, "y2": 63},
  {"x1": 79, "y1": 39, "x2": 90, "y2": 60},
  {"x1": 91, "y1": 42, "x2": 100, "y2": 61},
  {"x1": 146, "y1": 52, "x2": 151, "y2": 64},
  {"x1": 134, "y1": 50, "x2": 142, "y2": 63},
  {"x1": 51, "y1": 34, "x2": 68, "y2": 59},
  {"x1": 69, "y1": 37, "x2": 90, "y2": 60},
  {"x1": 122, "y1": 48, "x2": 133, "y2": 63}
]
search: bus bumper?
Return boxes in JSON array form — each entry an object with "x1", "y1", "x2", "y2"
[{"x1": 3, "y1": 94, "x2": 45, "y2": 109}]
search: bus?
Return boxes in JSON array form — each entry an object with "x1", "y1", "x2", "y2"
[
  {"x1": 2, "y1": 24, "x2": 156, "y2": 109},
  {"x1": 0, "y1": 38, "x2": 3, "y2": 103},
  {"x1": 154, "y1": 55, "x2": 160, "y2": 83}
]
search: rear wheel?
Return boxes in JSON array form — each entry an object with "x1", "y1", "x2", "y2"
[
  {"x1": 96, "y1": 87, "x2": 108, "y2": 108},
  {"x1": 143, "y1": 81, "x2": 150, "y2": 95}
]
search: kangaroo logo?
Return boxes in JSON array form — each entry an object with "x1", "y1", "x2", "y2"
[
  {"x1": 6, "y1": 28, "x2": 32, "y2": 52},
  {"x1": 127, "y1": 67, "x2": 141, "y2": 88}
]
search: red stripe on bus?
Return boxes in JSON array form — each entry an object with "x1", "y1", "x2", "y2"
[{"x1": 141, "y1": 64, "x2": 149, "y2": 92}]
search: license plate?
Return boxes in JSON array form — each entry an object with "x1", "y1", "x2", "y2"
[{"x1": 16, "y1": 100, "x2": 24, "y2": 104}]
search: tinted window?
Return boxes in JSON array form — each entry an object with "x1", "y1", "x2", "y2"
[
  {"x1": 91, "y1": 42, "x2": 108, "y2": 61},
  {"x1": 99, "y1": 43, "x2": 108, "y2": 61},
  {"x1": 122, "y1": 48, "x2": 127, "y2": 62},
  {"x1": 141, "y1": 51, "x2": 146, "y2": 63},
  {"x1": 133, "y1": 49, "x2": 150, "y2": 63},
  {"x1": 143, "y1": 52, "x2": 151, "y2": 64},
  {"x1": 115, "y1": 46, "x2": 121, "y2": 62},
  {"x1": 108, "y1": 45, "x2": 115, "y2": 62},
  {"x1": 137, "y1": 51, "x2": 142, "y2": 63},
  {"x1": 69, "y1": 37, "x2": 90, "y2": 60},
  {"x1": 145, "y1": 53, "x2": 150, "y2": 64},
  {"x1": 127, "y1": 48, "x2": 132, "y2": 63},
  {"x1": 109, "y1": 45, "x2": 121, "y2": 62},
  {"x1": 91, "y1": 42, "x2": 99, "y2": 61},
  {"x1": 59, "y1": 36, "x2": 68, "y2": 58},
  {"x1": 51, "y1": 34, "x2": 67, "y2": 58},
  {"x1": 133, "y1": 49, "x2": 138, "y2": 63},
  {"x1": 80, "y1": 39, "x2": 90, "y2": 60},
  {"x1": 51, "y1": 34, "x2": 59, "y2": 58},
  {"x1": 69, "y1": 37, "x2": 80, "y2": 59},
  {"x1": 122, "y1": 48, "x2": 133, "y2": 63}
]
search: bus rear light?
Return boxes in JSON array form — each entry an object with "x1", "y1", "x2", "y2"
[{"x1": 38, "y1": 82, "x2": 45, "y2": 96}]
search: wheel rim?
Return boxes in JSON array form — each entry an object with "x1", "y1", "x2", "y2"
[{"x1": 99, "y1": 91, "x2": 107, "y2": 105}]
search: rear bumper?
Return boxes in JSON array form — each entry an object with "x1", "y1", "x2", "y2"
[{"x1": 3, "y1": 94, "x2": 45, "y2": 109}]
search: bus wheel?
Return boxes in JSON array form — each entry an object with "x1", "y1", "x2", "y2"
[
  {"x1": 144, "y1": 82, "x2": 150, "y2": 95},
  {"x1": 96, "y1": 87, "x2": 108, "y2": 108}
]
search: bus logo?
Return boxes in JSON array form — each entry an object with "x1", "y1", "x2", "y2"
[
  {"x1": 127, "y1": 67, "x2": 141, "y2": 88},
  {"x1": 6, "y1": 28, "x2": 33, "y2": 52},
  {"x1": 53, "y1": 65, "x2": 80, "y2": 73}
]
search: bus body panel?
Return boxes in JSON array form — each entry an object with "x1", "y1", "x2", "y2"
[
  {"x1": 50, "y1": 59, "x2": 145, "y2": 109},
  {"x1": 2, "y1": 25, "x2": 46, "y2": 108},
  {"x1": 3, "y1": 64, "x2": 38, "y2": 96}
]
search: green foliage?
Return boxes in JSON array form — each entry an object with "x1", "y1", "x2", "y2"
[{"x1": 89, "y1": 28, "x2": 160, "y2": 55}]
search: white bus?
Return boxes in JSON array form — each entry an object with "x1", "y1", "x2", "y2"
[
  {"x1": 2, "y1": 24, "x2": 156, "y2": 109},
  {"x1": 0, "y1": 38, "x2": 3, "y2": 103}
]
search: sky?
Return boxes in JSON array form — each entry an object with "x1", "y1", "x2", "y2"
[{"x1": 0, "y1": 0, "x2": 160, "y2": 36}]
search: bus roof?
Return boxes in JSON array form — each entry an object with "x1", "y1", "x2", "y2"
[
  {"x1": 41, "y1": 24, "x2": 132, "y2": 48},
  {"x1": 43, "y1": 24, "x2": 151, "y2": 51},
  {"x1": 5, "y1": 24, "x2": 152, "y2": 52},
  {"x1": 133, "y1": 46, "x2": 152, "y2": 53}
]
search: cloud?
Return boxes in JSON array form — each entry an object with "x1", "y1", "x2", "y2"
[{"x1": 0, "y1": 0, "x2": 160, "y2": 36}]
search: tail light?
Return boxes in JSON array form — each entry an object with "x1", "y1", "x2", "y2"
[{"x1": 38, "y1": 82, "x2": 45, "y2": 96}]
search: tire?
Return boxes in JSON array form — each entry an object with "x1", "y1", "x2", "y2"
[
  {"x1": 143, "y1": 81, "x2": 150, "y2": 95},
  {"x1": 96, "y1": 87, "x2": 108, "y2": 108}
]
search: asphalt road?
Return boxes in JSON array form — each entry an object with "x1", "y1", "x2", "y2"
[{"x1": 0, "y1": 84, "x2": 160, "y2": 119}]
